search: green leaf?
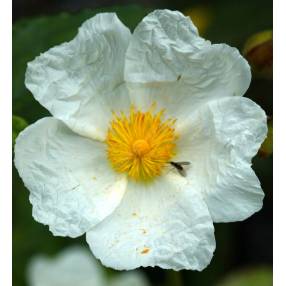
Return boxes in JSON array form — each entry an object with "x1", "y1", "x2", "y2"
[
  {"x1": 13, "y1": 5, "x2": 151, "y2": 123},
  {"x1": 12, "y1": 115, "x2": 28, "y2": 146},
  {"x1": 216, "y1": 266, "x2": 272, "y2": 286}
]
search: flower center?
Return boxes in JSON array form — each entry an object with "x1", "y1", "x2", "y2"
[
  {"x1": 106, "y1": 105, "x2": 177, "y2": 182},
  {"x1": 132, "y1": 139, "x2": 150, "y2": 156}
]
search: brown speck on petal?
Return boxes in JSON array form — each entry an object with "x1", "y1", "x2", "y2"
[
  {"x1": 132, "y1": 212, "x2": 137, "y2": 217},
  {"x1": 142, "y1": 229, "x2": 147, "y2": 234},
  {"x1": 141, "y1": 247, "x2": 150, "y2": 254},
  {"x1": 92, "y1": 176, "x2": 96, "y2": 180}
]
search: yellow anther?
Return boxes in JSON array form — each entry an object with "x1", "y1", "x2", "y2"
[{"x1": 106, "y1": 105, "x2": 177, "y2": 182}]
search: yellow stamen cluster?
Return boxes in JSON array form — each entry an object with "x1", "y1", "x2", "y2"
[{"x1": 106, "y1": 105, "x2": 177, "y2": 182}]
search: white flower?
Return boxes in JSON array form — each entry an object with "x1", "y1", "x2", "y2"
[
  {"x1": 14, "y1": 9, "x2": 267, "y2": 271},
  {"x1": 27, "y1": 246, "x2": 149, "y2": 286}
]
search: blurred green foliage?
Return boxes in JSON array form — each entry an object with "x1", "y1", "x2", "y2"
[
  {"x1": 13, "y1": 2, "x2": 272, "y2": 286},
  {"x1": 260, "y1": 118, "x2": 273, "y2": 157},
  {"x1": 216, "y1": 266, "x2": 272, "y2": 286},
  {"x1": 184, "y1": 5, "x2": 213, "y2": 35},
  {"x1": 243, "y1": 30, "x2": 273, "y2": 79},
  {"x1": 12, "y1": 115, "x2": 28, "y2": 146}
]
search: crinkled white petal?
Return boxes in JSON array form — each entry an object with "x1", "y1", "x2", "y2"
[
  {"x1": 27, "y1": 246, "x2": 105, "y2": 286},
  {"x1": 25, "y1": 13, "x2": 131, "y2": 141},
  {"x1": 125, "y1": 9, "x2": 208, "y2": 82},
  {"x1": 110, "y1": 272, "x2": 150, "y2": 286},
  {"x1": 86, "y1": 173, "x2": 215, "y2": 271},
  {"x1": 14, "y1": 118, "x2": 127, "y2": 237},
  {"x1": 125, "y1": 10, "x2": 250, "y2": 123},
  {"x1": 175, "y1": 97, "x2": 267, "y2": 222}
]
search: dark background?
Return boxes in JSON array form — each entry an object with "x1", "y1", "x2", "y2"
[{"x1": 13, "y1": 1, "x2": 273, "y2": 286}]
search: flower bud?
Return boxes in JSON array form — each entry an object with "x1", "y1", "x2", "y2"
[{"x1": 243, "y1": 30, "x2": 273, "y2": 78}]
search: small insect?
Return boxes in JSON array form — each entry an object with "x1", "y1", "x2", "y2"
[{"x1": 169, "y1": 161, "x2": 191, "y2": 177}]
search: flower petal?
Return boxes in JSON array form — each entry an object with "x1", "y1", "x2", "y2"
[
  {"x1": 176, "y1": 97, "x2": 267, "y2": 222},
  {"x1": 25, "y1": 13, "x2": 131, "y2": 141},
  {"x1": 27, "y1": 246, "x2": 105, "y2": 286},
  {"x1": 125, "y1": 10, "x2": 250, "y2": 122},
  {"x1": 86, "y1": 173, "x2": 215, "y2": 271},
  {"x1": 125, "y1": 9, "x2": 207, "y2": 82},
  {"x1": 14, "y1": 117, "x2": 127, "y2": 237}
]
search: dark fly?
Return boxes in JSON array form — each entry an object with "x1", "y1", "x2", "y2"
[{"x1": 169, "y1": 161, "x2": 190, "y2": 177}]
